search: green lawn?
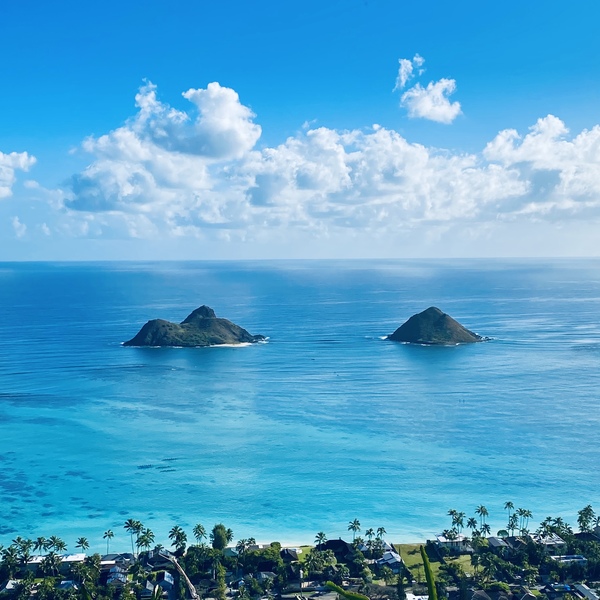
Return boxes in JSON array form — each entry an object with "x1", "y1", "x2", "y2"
[
  {"x1": 395, "y1": 544, "x2": 474, "y2": 581},
  {"x1": 297, "y1": 545, "x2": 314, "y2": 564}
]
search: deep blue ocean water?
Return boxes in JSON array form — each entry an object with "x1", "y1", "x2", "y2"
[{"x1": 0, "y1": 259, "x2": 599, "y2": 552}]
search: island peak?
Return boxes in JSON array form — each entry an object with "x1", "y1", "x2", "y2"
[
  {"x1": 124, "y1": 306, "x2": 265, "y2": 347},
  {"x1": 387, "y1": 306, "x2": 486, "y2": 345}
]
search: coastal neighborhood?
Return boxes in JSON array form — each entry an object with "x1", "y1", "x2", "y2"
[{"x1": 1, "y1": 508, "x2": 599, "y2": 600}]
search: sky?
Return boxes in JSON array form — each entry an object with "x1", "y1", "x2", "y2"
[{"x1": 2, "y1": 0, "x2": 600, "y2": 260}]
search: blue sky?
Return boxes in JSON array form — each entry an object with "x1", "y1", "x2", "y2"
[{"x1": 2, "y1": 0, "x2": 600, "y2": 259}]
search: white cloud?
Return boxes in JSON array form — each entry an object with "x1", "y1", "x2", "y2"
[
  {"x1": 0, "y1": 151, "x2": 36, "y2": 198},
  {"x1": 11, "y1": 216, "x2": 27, "y2": 238},
  {"x1": 483, "y1": 114, "x2": 600, "y2": 218},
  {"x1": 401, "y1": 78, "x2": 462, "y2": 124},
  {"x1": 52, "y1": 81, "x2": 600, "y2": 250},
  {"x1": 393, "y1": 54, "x2": 424, "y2": 91}
]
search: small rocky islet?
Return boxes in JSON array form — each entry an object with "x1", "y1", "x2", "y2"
[
  {"x1": 123, "y1": 305, "x2": 265, "y2": 347},
  {"x1": 387, "y1": 306, "x2": 487, "y2": 345}
]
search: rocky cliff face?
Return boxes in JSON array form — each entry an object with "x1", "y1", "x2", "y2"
[
  {"x1": 124, "y1": 305, "x2": 265, "y2": 347},
  {"x1": 387, "y1": 306, "x2": 485, "y2": 345}
]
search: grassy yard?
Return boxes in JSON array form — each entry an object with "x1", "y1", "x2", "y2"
[
  {"x1": 297, "y1": 545, "x2": 314, "y2": 564},
  {"x1": 395, "y1": 544, "x2": 474, "y2": 581}
]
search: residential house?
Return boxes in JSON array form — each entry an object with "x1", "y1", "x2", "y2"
[
  {"x1": 529, "y1": 533, "x2": 566, "y2": 555},
  {"x1": 435, "y1": 533, "x2": 472, "y2": 553},
  {"x1": 376, "y1": 550, "x2": 403, "y2": 573},
  {"x1": 487, "y1": 537, "x2": 510, "y2": 558}
]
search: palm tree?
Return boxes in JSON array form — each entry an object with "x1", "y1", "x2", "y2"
[
  {"x1": 315, "y1": 532, "x2": 327, "y2": 548},
  {"x1": 508, "y1": 514, "x2": 518, "y2": 536},
  {"x1": 40, "y1": 551, "x2": 62, "y2": 577},
  {"x1": 103, "y1": 530, "x2": 114, "y2": 554},
  {"x1": 193, "y1": 523, "x2": 206, "y2": 545},
  {"x1": 76, "y1": 537, "x2": 89, "y2": 552},
  {"x1": 467, "y1": 517, "x2": 478, "y2": 533},
  {"x1": 348, "y1": 519, "x2": 361, "y2": 540},
  {"x1": 475, "y1": 505, "x2": 488, "y2": 529},
  {"x1": 34, "y1": 537, "x2": 47, "y2": 556},
  {"x1": 168, "y1": 526, "x2": 187, "y2": 552},
  {"x1": 481, "y1": 523, "x2": 491, "y2": 536},
  {"x1": 226, "y1": 528, "x2": 234, "y2": 544},
  {"x1": 365, "y1": 528, "x2": 375, "y2": 542},
  {"x1": 2, "y1": 546, "x2": 19, "y2": 578},
  {"x1": 236, "y1": 538, "x2": 249, "y2": 555},
  {"x1": 124, "y1": 519, "x2": 143, "y2": 556},
  {"x1": 504, "y1": 501, "x2": 514, "y2": 520},
  {"x1": 376, "y1": 527, "x2": 387, "y2": 539},
  {"x1": 516, "y1": 508, "x2": 532, "y2": 534},
  {"x1": 136, "y1": 528, "x2": 155, "y2": 554},
  {"x1": 453, "y1": 512, "x2": 466, "y2": 533},
  {"x1": 48, "y1": 536, "x2": 67, "y2": 553}
]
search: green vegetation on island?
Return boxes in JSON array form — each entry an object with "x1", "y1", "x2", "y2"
[
  {"x1": 387, "y1": 307, "x2": 486, "y2": 345},
  {"x1": 123, "y1": 306, "x2": 265, "y2": 347}
]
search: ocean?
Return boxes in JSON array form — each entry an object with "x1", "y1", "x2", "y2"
[{"x1": 0, "y1": 259, "x2": 599, "y2": 552}]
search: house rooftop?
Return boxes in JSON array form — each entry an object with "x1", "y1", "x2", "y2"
[{"x1": 529, "y1": 533, "x2": 565, "y2": 546}]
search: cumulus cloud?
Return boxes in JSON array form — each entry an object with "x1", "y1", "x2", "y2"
[
  {"x1": 57, "y1": 81, "x2": 600, "y2": 245},
  {"x1": 394, "y1": 55, "x2": 462, "y2": 124},
  {"x1": 483, "y1": 114, "x2": 600, "y2": 218},
  {"x1": 401, "y1": 78, "x2": 462, "y2": 124},
  {"x1": 0, "y1": 151, "x2": 36, "y2": 198}
]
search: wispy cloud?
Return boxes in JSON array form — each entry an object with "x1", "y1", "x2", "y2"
[
  {"x1": 11, "y1": 216, "x2": 27, "y2": 238},
  {"x1": 393, "y1": 54, "x2": 424, "y2": 91}
]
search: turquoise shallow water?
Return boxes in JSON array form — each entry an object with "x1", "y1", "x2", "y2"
[{"x1": 0, "y1": 259, "x2": 599, "y2": 552}]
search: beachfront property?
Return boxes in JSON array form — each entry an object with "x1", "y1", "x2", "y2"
[
  {"x1": 375, "y1": 550, "x2": 403, "y2": 572},
  {"x1": 25, "y1": 553, "x2": 86, "y2": 575},
  {"x1": 434, "y1": 532, "x2": 472, "y2": 552},
  {"x1": 529, "y1": 533, "x2": 567, "y2": 554}
]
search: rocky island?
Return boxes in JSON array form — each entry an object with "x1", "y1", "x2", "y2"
[
  {"x1": 123, "y1": 305, "x2": 265, "y2": 347},
  {"x1": 387, "y1": 306, "x2": 486, "y2": 345}
]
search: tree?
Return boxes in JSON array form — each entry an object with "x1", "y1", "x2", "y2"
[
  {"x1": 467, "y1": 517, "x2": 478, "y2": 535},
  {"x1": 348, "y1": 519, "x2": 361, "y2": 541},
  {"x1": 504, "y1": 502, "x2": 514, "y2": 520},
  {"x1": 124, "y1": 519, "x2": 143, "y2": 556},
  {"x1": 76, "y1": 537, "x2": 90, "y2": 552},
  {"x1": 508, "y1": 514, "x2": 518, "y2": 536},
  {"x1": 578, "y1": 505, "x2": 596, "y2": 533},
  {"x1": 193, "y1": 523, "x2": 206, "y2": 545},
  {"x1": 315, "y1": 532, "x2": 327, "y2": 548},
  {"x1": 376, "y1": 527, "x2": 387, "y2": 539},
  {"x1": 2, "y1": 545, "x2": 19, "y2": 578},
  {"x1": 34, "y1": 537, "x2": 48, "y2": 556},
  {"x1": 396, "y1": 572, "x2": 406, "y2": 600},
  {"x1": 169, "y1": 526, "x2": 187, "y2": 552},
  {"x1": 475, "y1": 506, "x2": 488, "y2": 529},
  {"x1": 380, "y1": 565, "x2": 395, "y2": 585},
  {"x1": 365, "y1": 528, "x2": 375, "y2": 542},
  {"x1": 103, "y1": 530, "x2": 114, "y2": 554},
  {"x1": 47, "y1": 536, "x2": 66, "y2": 553},
  {"x1": 40, "y1": 551, "x2": 62, "y2": 577},
  {"x1": 136, "y1": 528, "x2": 155, "y2": 553},
  {"x1": 210, "y1": 523, "x2": 230, "y2": 550},
  {"x1": 420, "y1": 546, "x2": 438, "y2": 600}
]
